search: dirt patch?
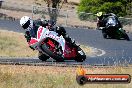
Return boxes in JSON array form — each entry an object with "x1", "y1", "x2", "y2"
[
  {"x1": 3, "y1": 0, "x2": 35, "y2": 5},
  {"x1": 0, "y1": 9, "x2": 32, "y2": 19}
]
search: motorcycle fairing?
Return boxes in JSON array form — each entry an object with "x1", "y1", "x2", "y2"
[
  {"x1": 28, "y1": 38, "x2": 39, "y2": 49},
  {"x1": 63, "y1": 44, "x2": 77, "y2": 58},
  {"x1": 39, "y1": 27, "x2": 65, "y2": 52},
  {"x1": 28, "y1": 26, "x2": 65, "y2": 53}
]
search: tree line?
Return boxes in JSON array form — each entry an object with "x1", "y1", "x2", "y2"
[{"x1": 77, "y1": 0, "x2": 132, "y2": 17}]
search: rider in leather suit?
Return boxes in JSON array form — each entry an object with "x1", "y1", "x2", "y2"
[
  {"x1": 96, "y1": 12, "x2": 122, "y2": 30},
  {"x1": 20, "y1": 16, "x2": 75, "y2": 50}
]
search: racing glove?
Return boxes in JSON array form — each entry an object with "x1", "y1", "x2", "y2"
[{"x1": 24, "y1": 31, "x2": 31, "y2": 42}]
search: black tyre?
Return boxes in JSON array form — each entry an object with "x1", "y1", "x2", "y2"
[
  {"x1": 75, "y1": 47, "x2": 86, "y2": 62},
  {"x1": 76, "y1": 75, "x2": 87, "y2": 85},
  {"x1": 38, "y1": 52, "x2": 50, "y2": 61},
  {"x1": 102, "y1": 29, "x2": 108, "y2": 39},
  {"x1": 102, "y1": 32, "x2": 108, "y2": 39},
  {"x1": 124, "y1": 33, "x2": 130, "y2": 41},
  {"x1": 118, "y1": 28, "x2": 130, "y2": 41},
  {"x1": 41, "y1": 43, "x2": 64, "y2": 62}
]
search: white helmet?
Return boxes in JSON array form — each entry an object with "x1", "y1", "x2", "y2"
[{"x1": 20, "y1": 16, "x2": 33, "y2": 30}]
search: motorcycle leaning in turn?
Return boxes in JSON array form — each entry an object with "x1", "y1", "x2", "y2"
[
  {"x1": 28, "y1": 25, "x2": 86, "y2": 62},
  {"x1": 98, "y1": 16, "x2": 130, "y2": 41}
]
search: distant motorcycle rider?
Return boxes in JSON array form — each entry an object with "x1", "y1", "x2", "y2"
[
  {"x1": 20, "y1": 16, "x2": 75, "y2": 50},
  {"x1": 96, "y1": 12, "x2": 122, "y2": 30}
]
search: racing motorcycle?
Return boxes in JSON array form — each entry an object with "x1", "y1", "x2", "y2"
[
  {"x1": 101, "y1": 16, "x2": 130, "y2": 41},
  {"x1": 29, "y1": 26, "x2": 86, "y2": 62}
]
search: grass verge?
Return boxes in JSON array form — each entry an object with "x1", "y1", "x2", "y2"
[
  {"x1": 0, "y1": 29, "x2": 38, "y2": 57},
  {"x1": 0, "y1": 65, "x2": 132, "y2": 88}
]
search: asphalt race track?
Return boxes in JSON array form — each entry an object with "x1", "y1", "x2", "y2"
[{"x1": 0, "y1": 19, "x2": 132, "y2": 65}]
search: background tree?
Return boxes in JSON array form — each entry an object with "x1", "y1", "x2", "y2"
[
  {"x1": 64, "y1": 0, "x2": 67, "y2": 3},
  {"x1": 78, "y1": 0, "x2": 132, "y2": 17},
  {"x1": 46, "y1": 0, "x2": 61, "y2": 22},
  {"x1": 35, "y1": 0, "x2": 62, "y2": 22}
]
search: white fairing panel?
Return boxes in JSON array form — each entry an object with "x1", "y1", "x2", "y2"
[{"x1": 37, "y1": 27, "x2": 66, "y2": 52}]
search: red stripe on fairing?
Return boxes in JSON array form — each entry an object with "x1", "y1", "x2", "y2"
[
  {"x1": 29, "y1": 38, "x2": 38, "y2": 45},
  {"x1": 47, "y1": 39, "x2": 55, "y2": 48},
  {"x1": 37, "y1": 26, "x2": 43, "y2": 39}
]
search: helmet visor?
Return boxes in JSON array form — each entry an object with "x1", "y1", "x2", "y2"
[{"x1": 22, "y1": 20, "x2": 30, "y2": 29}]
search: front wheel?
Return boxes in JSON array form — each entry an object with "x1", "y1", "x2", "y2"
[
  {"x1": 102, "y1": 29, "x2": 108, "y2": 39},
  {"x1": 118, "y1": 28, "x2": 130, "y2": 41},
  {"x1": 75, "y1": 47, "x2": 86, "y2": 62},
  {"x1": 124, "y1": 33, "x2": 130, "y2": 41}
]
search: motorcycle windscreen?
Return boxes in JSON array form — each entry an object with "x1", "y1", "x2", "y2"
[{"x1": 106, "y1": 16, "x2": 118, "y2": 27}]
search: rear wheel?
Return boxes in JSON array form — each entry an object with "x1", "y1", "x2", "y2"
[
  {"x1": 102, "y1": 30, "x2": 108, "y2": 39},
  {"x1": 75, "y1": 46, "x2": 86, "y2": 62},
  {"x1": 41, "y1": 41, "x2": 64, "y2": 62},
  {"x1": 124, "y1": 33, "x2": 130, "y2": 41},
  {"x1": 103, "y1": 33, "x2": 107, "y2": 38},
  {"x1": 38, "y1": 52, "x2": 49, "y2": 61}
]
